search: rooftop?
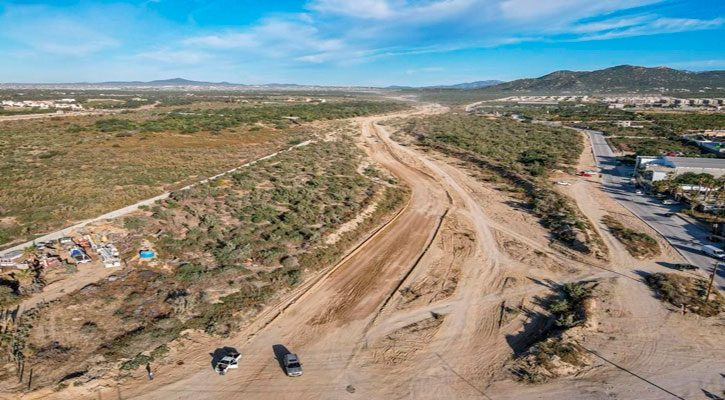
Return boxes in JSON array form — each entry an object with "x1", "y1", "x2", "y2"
[{"x1": 664, "y1": 157, "x2": 725, "y2": 169}]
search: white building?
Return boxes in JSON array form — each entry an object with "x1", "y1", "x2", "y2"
[{"x1": 636, "y1": 156, "x2": 725, "y2": 186}]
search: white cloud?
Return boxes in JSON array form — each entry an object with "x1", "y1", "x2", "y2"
[
  {"x1": 664, "y1": 59, "x2": 725, "y2": 70},
  {"x1": 0, "y1": 6, "x2": 119, "y2": 56},
  {"x1": 308, "y1": 0, "x2": 477, "y2": 23},
  {"x1": 151, "y1": 0, "x2": 725, "y2": 71},
  {"x1": 296, "y1": 54, "x2": 329, "y2": 63},
  {"x1": 308, "y1": 0, "x2": 394, "y2": 19},
  {"x1": 570, "y1": 16, "x2": 651, "y2": 34},
  {"x1": 498, "y1": 0, "x2": 663, "y2": 21},
  {"x1": 406, "y1": 67, "x2": 444, "y2": 75},
  {"x1": 183, "y1": 33, "x2": 256, "y2": 49},
  {"x1": 183, "y1": 19, "x2": 343, "y2": 55},
  {"x1": 572, "y1": 17, "x2": 725, "y2": 41},
  {"x1": 136, "y1": 49, "x2": 211, "y2": 64}
]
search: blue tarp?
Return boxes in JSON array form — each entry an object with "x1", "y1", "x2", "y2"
[{"x1": 139, "y1": 250, "x2": 155, "y2": 258}]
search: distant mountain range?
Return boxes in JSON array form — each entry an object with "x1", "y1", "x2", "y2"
[
  {"x1": 388, "y1": 80, "x2": 504, "y2": 90},
  {"x1": 485, "y1": 65, "x2": 725, "y2": 93},
  {"x1": 85, "y1": 78, "x2": 505, "y2": 90},
  {"x1": 96, "y1": 78, "x2": 308, "y2": 87},
  {"x1": 3, "y1": 66, "x2": 725, "y2": 94},
  {"x1": 99, "y1": 78, "x2": 234, "y2": 86},
  {"x1": 0, "y1": 78, "x2": 320, "y2": 90}
]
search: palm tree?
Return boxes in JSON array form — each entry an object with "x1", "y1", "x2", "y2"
[
  {"x1": 692, "y1": 173, "x2": 716, "y2": 211},
  {"x1": 715, "y1": 176, "x2": 725, "y2": 220},
  {"x1": 22, "y1": 246, "x2": 38, "y2": 260},
  {"x1": 658, "y1": 173, "x2": 679, "y2": 199},
  {"x1": 702, "y1": 176, "x2": 718, "y2": 205}
]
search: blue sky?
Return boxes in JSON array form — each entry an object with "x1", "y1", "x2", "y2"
[{"x1": 0, "y1": 0, "x2": 723, "y2": 86}]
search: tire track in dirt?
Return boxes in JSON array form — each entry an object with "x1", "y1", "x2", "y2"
[
  {"x1": 239, "y1": 184, "x2": 414, "y2": 342},
  {"x1": 354, "y1": 121, "x2": 513, "y2": 395}
]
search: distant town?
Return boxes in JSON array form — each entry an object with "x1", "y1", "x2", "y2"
[
  {"x1": 494, "y1": 95, "x2": 725, "y2": 110},
  {"x1": 1, "y1": 98, "x2": 83, "y2": 111}
]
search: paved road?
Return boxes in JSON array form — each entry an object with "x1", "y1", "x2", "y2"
[{"x1": 585, "y1": 129, "x2": 725, "y2": 290}]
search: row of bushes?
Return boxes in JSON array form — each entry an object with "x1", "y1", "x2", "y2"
[
  {"x1": 93, "y1": 101, "x2": 406, "y2": 134},
  {"x1": 403, "y1": 113, "x2": 581, "y2": 177},
  {"x1": 647, "y1": 273, "x2": 724, "y2": 317},
  {"x1": 413, "y1": 137, "x2": 596, "y2": 254},
  {"x1": 601, "y1": 215, "x2": 660, "y2": 259}
]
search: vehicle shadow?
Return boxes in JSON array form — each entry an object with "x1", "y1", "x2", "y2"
[
  {"x1": 656, "y1": 261, "x2": 682, "y2": 271},
  {"x1": 272, "y1": 344, "x2": 291, "y2": 373},
  {"x1": 701, "y1": 388, "x2": 724, "y2": 400},
  {"x1": 210, "y1": 346, "x2": 239, "y2": 370}
]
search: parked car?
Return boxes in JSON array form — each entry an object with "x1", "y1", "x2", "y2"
[
  {"x1": 708, "y1": 235, "x2": 724, "y2": 243},
  {"x1": 215, "y1": 349, "x2": 242, "y2": 375},
  {"x1": 702, "y1": 245, "x2": 725, "y2": 259},
  {"x1": 664, "y1": 212, "x2": 675, "y2": 217},
  {"x1": 662, "y1": 199, "x2": 679, "y2": 205},
  {"x1": 283, "y1": 353, "x2": 303, "y2": 377},
  {"x1": 675, "y1": 263, "x2": 699, "y2": 271},
  {"x1": 69, "y1": 246, "x2": 91, "y2": 264},
  {"x1": 635, "y1": 190, "x2": 643, "y2": 195},
  {"x1": 555, "y1": 181, "x2": 571, "y2": 186}
]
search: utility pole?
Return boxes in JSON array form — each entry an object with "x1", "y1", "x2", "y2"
[{"x1": 706, "y1": 262, "x2": 719, "y2": 302}]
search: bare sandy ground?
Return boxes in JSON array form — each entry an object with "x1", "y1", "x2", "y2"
[{"x1": 16, "y1": 105, "x2": 725, "y2": 400}]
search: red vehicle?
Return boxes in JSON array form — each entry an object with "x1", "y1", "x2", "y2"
[{"x1": 76, "y1": 238, "x2": 92, "y2": 252}]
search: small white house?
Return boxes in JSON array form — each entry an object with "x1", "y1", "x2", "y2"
[
  {"x1": 0, "y1": 250, "x2": 23, "y2": 268},
  {"x1": 98, "y1": 244, "x2": 120, "y2": 268}
]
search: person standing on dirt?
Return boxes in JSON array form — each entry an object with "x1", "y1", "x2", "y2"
[{"x1": 146, "y1": 363, "x2": 154, "y2": 380}]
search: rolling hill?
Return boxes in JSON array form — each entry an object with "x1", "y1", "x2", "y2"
[
  {"x1": 99, "y1": 78, "x2": 235, "y2": 86},
  {"x1": 388, "y1": 80, "x2": 504, "y2": 90},
  {"x1": 487, "y1": 65, "x2": 725, "y2": 93}
]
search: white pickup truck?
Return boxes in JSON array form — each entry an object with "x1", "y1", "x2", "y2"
[
  {"x1": 702, "y1": 245, "x2": 725, "y2": 260},
  {"x1": 215, "y1": 350, "x2": 242, "y2": 375}
]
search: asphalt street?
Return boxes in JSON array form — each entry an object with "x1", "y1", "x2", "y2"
[{"x1": 585, "y1": 129, "x2": 725, "y2": 290}]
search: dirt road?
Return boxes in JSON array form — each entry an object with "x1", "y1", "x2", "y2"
[{"x1": 37, "y1": 105, "x2": 725, "y2": 400}]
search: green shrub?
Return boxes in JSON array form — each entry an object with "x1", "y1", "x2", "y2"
[
  {"x1": 150, "y1": 344, "x2": 169, "y2": 359},
  {"x1": 120, "y1": 353, "x2": 151, "y2": 370},
  {"x1": 123, "y1": 216, "x2": 147, "y2": 231}
]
